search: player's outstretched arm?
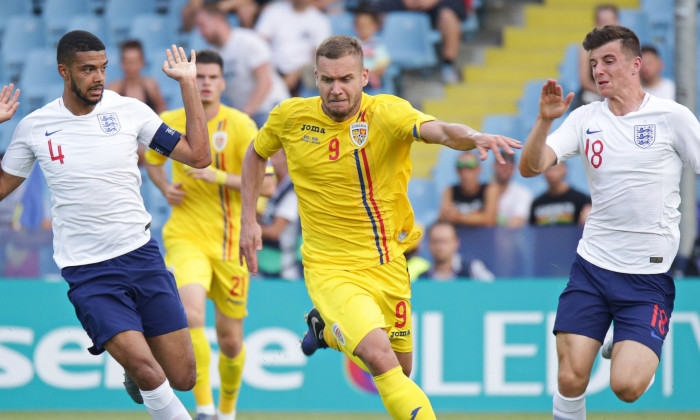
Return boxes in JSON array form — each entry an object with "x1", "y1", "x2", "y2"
[
  {"x1": 239, "y1": 142, "x2": 268, "y2": 275},
  {"x1": 420, "y1": 120, "x2": 521, "y2": 164},
  {"x1": 0, "y1": 84, "x2": 20, "y2": 124},
  {"x1": 162, "y1": 45, "x2": 211, "y2": 168},
  {"x1": 519, "y1": 79, "x2": 572, "y2": 177}
]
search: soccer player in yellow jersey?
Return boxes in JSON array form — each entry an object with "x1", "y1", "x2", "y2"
[
  {"x1": 145, "y1": 50, "x2": 273, "y2": 420},
  {"x1": 240, "y1": 35, "x2": 520, "y2": 420}
]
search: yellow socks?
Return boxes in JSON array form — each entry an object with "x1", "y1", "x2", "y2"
[
  {"x1": 374, "y1": 366, "x2": 436, "y2": 420},
  {"x1": 190, "y1": 327, "x2": 214, "y2": 409},
  {"x1": 219, "y1": 344, "x2": 246, "y2": 415}
]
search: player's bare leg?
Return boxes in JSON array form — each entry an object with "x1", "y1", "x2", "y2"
[
  {"x1": 609, "y1": 340, "x2": 658, "y2": 402},
  {"x1": 553, "y1": 332, "x2": 599, "y2": 420}
]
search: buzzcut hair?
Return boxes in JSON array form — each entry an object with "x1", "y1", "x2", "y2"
[
  {"x1": 195, "y1": 49, "x2": 224, "y2": 71},
  {"x1": 200, "y1": 2, "x2": 227, "y2": 19},
  {"x1": 119, "y1": 39, "x2": 144, "y2": 54},
  {"x1": 595, "y1": 4, "x2": 619, "y2": 18},
  {"x1": 57, "y1": 30, "x2": 105, "y2": 65},
  {"x1": 641, "y1": 44, "x2": 660, "y2": 56},
  {"x1": 582, "y1": 24, "x2": 641, "y2": 58},
  {"x1": 315, "y1": 35, "x2": 364, "y2": 65}
]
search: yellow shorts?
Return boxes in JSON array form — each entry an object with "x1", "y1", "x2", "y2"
[
  {"x1": 304, "y1": 255, "x2": 412, "y2": 355},
  {"x1": 165, "y1": 239, "x2": 248, "y2": 319}
]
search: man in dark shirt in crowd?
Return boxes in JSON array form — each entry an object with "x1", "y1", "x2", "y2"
[{"x1": 530, "y1": 162, "x2": 591, "y2": 226}]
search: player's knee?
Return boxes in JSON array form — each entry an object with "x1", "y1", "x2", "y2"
[
  {"x1": 184, "y1": 307, "x2": 205, "y2": 328},
  {"x1": 557, "y1": 369, "x2": 588, "y2": 396},
  {"x1": 217, "y1": 333, "x2": 243, "y2": 358},
  {"x1": 610, "y1": 377, "x2": 644, "y2": 403},
  {"x1": 168, "y1": 361, "x2": 196, "y2": 391}
]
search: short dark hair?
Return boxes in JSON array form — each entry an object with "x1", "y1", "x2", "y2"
[
  {"x1": 195, "y1": 49, "x2": 224, "y2": 71},
  {"x1": 57, "y1": 30, "x2": 105, "y2": 65},
  {"x1": 428, "y1": 220, "x2": 457, "y2": 238},
  {"x1": 119, "y1": 39, "x2": 144, "y2": 54},
  {"x1": 582, "y1": 24, "x2": 641, "y2": 58},
  {"x1": 200, "y1": 2, "x2": 227, "y2": 19},
  {"x1": 315, "y1": 35, "x2": 364, "y2": 64},
  {"x1": 641, "y1": 44, "x2": 660, "y2": 56}
]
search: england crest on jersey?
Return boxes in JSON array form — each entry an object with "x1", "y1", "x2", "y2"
[
  {"x1": 97, "y1": 113, "x2": 120, "y2": 135},
  {"x1": 350, "y1": 122, "x2": 368, "y2": 148},
  {"x1": 212, "y1": 131, "x2": 227, "y2": 153},
  {"x1": 634, "y1": 124, "x2": 655, "y2": 149}
]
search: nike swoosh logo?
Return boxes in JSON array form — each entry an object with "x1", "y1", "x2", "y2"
[
  {"x1": 311, "y1": 318, "x2": 322, "y2": 341},
  {"x1": 410, "y1": 407, "x2": 422, "y2": 420},
  {"x1": 651, "y1": 331, "x2": 663, "y2": 340},
  {"x1": 586, "y1": 129, "x2": 603, "y2": 134},
  {"x1": 45, "y1": 129, "x2": 62, "y2": 136}
]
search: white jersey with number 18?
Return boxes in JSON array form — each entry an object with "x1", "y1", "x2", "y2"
[
  {"x1": 1, "y1": 91, "x2": 163, "y2": 269},
  {"x1": 546, "y1": 94, "x2": 700, "y2": 274}
]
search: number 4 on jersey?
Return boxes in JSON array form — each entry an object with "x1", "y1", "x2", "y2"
[{"x1": 48, "y1": 139, "x2": 65, "y2": 164}]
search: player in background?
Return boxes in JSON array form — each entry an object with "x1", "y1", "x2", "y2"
[
  {"x1": 145, "y1": 49, "x2": 274, "y2": 420},
  {"x1": 239, "y1": 35, "x2": 520, "y2": 420},
  {"x1": 0, "y1": 31, "x2": 211, "y2": 420},
  {"x1": 519, "y1": 25, "x2": 700, "y2": 419}
]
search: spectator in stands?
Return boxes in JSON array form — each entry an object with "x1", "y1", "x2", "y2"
[
  {"x1": 183, "y1": 0, "x2": 272, "y2": 31},
  {"x1": 354, "y1": 10, "x2": 391, "y2": 92},
  {"x1": 254, "y1": 0, "x2": 331, "y2": 96},
  {"x1": 529, "y1": 162, "x2": 591, "y2": 226},
  {"x1": 196, "y1": 4, "x2": 290, "y2": 127},
  {"x1": 419, "y1": 220, "x2": 494, "y2": 281},
  {"x1": 491, "y1": 153, "x2": 533, "y2": 228},
  {"x1": 640, "y1": 45, "x2": 675, "y2": 101},
  {"x1": 375, "y1": 0, "x2": 466, "y2": 84},
  {"x1": 438, "y1": 151, "x2": 497, "y2": 226},
  {"x1": 259, "y1": 149, "x2": 301, "y2": 280},
  {"x1": 107, "y1": 40, "x2": 168, "y2": 166},
  {"x1": 577, "y1": 4, "x2": 619, "y2": 106},
  {"x1": 107, "y1": 40, "x2": 167, "y2": 115}
]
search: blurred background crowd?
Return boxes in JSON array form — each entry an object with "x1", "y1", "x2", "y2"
[{"x1": 2, "y1": 0, "x2": 697, "y2": 281}]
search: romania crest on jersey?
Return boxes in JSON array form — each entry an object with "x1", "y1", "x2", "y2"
[
  {"x1": 350, "y1": 122, "x2": 368, "y2": 148},
  {"x1": 212, "y1": 131, "x2": 228, "y2": 153}
]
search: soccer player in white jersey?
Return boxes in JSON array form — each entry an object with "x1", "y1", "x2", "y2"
[
  {"x1": 519, "y1": 25, "x2": 700, "y2": 419},
  {"x1": 0, "y1": 31, "x2": 211, "y2": 420}
]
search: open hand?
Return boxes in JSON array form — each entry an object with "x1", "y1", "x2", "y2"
[
  {"x1": 0, "y1": 84, "x2": 20, "y2": 124},
  {"x1": 162, "y1": 45, "x2": 196, "y2": 82},
  {"x1": 539, "y1": 79, "x2": 574, "y2": 121}
]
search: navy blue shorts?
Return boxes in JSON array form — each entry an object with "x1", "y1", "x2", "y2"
[
  {"x1": 62, "y1": 238, "x2": 188, "y2": 355},
  {"x1": 553, "y1": 254, "x2": 675, "y2": 359}
]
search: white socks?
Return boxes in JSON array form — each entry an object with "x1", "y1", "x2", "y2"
[
  {"x1": 218, "y1": 409, "x2": 237, "y2": 420},
  {"x1": 553, "y1": 390, "x2": 586, "y2": 420},
  {"x1": 140, "y1": 379, "x2": 190, "y2": 420}
]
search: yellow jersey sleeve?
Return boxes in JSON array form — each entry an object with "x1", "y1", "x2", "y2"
[
  {"x1": 254, "y1": 102, "x2": 286, "y2": 159},
  {"x1": 372, "y1": 96, "x2": 436, "y2": 144}
]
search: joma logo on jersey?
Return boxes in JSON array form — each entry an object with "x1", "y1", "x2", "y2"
[
  {"x1": 301, "y1": 124, "x2": 325, "y2": 134},
  {"x1": 97, "y1": 113, "x2": 120, "y2": 135},
  {"x1": 634, "y1": 124, "x2": 655, "y2": 148},
  {"x1": 390, "y1": 330, "x2": 411, "y2": 339}
]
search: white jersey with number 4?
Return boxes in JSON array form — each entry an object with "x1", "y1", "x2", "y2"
[
  {"x1": 1, "y1": 90, "x2": 163, "y2": 269},
  {"x1": 546, "y1": 94, "x2": 700, "y2": 274}
]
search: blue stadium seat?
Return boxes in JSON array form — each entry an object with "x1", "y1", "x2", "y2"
[
  {"x1": 18, "y1": 48, "x2": 64, "y2": 114},
  {"x1": 619, "y1": 9, "x2": 651, "y2": 45},
  {"x1": 104, "y1": 0, "x2": 157, "y2": 45},
  {"x1": 129, "y1": 14, "x2": 179, "y2": 59},
  {"x1": 105, "y1": 49, "x2": 123, "y2": 87},
  {"x1": 517, "y1": 79, "x2": 548, "y2": 135},
  {"x1": 408, "y1": 178, "x2": 440, "y2": 228},
  {"x1": 0, "y1": 0, "x2": 31, "y2": 51},
  {"x1": 381, "y1": 12, "x2": 437, "y2": 70},
  {"x1": 67, "y1": 14, "x2": 109, "y2": 44},
  {"x1": 641, "y1": 0, "x2": 673, "y2": 46},
  {"x1": 1, "y1": 16, "x2": 46, "y2": 83},
  {"x1": 329, "y1": 11, "x2": 356, "y2": 37},
  {"x1": 42, "y1": 0, "x2": 90, "y2": 47},
  {"x1": 482, "y1": 113, "x2": 522, "y2": 141},
  {"x1": 558, "y1": 43, "x2": 581, "y2": 96}
]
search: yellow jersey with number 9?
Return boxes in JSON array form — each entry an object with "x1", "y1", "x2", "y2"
[{"x1": 254, "y1": 93, "x2": 435, "y2": 271}]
